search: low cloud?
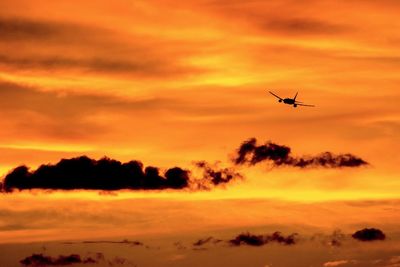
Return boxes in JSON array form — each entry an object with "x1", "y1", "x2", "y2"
[
  {"x1": 1, "y1": 137, "x2": 370, "y2": 192},
  {"x1": 229, "y1": 231, "x2": 298, "y2": 247},
  {"x1": 193, "y1": 236, "x2": 223, "y2": 246},
  {"x1": 352, "y1": 228, "x2": 386, "y2": 241},
  {"x1": 233, "y1": 138, "x2": 368, "y2": 168},
  {"x1": 1, "y1": 155, "x2": 244, "y2": 192},
  {"x1": 192, "y1": 161, "x2": 243, "y2": 189},
  {"x1": 82, "y1": 239, "x2": 143, "y2": 246},
  {"x1": 20, "y1": 254, "x2": 97, "y2": 266},
  {"x1": 20, "y1": 253, "x2": 135, "y2": 266},
  {"x1": 1, "y1": 156, "x2": 190, "y2": 192}
]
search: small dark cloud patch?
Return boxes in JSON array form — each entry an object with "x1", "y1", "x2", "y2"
[
  {"x1": 20, "y1": 253, "x2": 97, "y2": 266},
  {"x1": 234, "y1": 138, "x2": 368, "y2": 168},
  {"x1": 82, "y1": 239, "x2": 143, "y2": 246},
  {"x1": 1, "y1": 156, "x2": 190, "y2": 192},
  {"x1": 20, "y1": 252, "x2": 136, "y2": 266},
  {"x1": 352, "y1": 228, "x2": 386, "y2": 242},
  {"x1": 193, "y1": 236, "x2": 223, "y2": 247},
  {"x1": 192, "y1": 161, "x2": 243, "y2": 189},
  {"x1": 229, "y1": 232, "x2": 298, "y2": 247}
]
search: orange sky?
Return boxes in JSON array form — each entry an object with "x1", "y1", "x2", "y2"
[
  {"x1": 0, "y1": 0, "x2": 399, "y2": 199},
  {"x1": 0, "y1": 1, "x2": 400, "y2": 256}
]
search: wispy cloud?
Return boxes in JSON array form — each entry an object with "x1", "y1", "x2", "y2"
[{"x1": 233, "y1": 138, "x2": 368, "y2": 168}]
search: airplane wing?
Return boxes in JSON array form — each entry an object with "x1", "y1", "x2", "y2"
[
  {"x1": 268, "y1": 91, "x2": 283, "y2": 100},
  {"x1": 296, "y1": 103, "x2": 315, "y2": 107}
]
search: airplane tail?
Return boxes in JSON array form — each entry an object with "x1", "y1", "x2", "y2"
[{"x1": 293, "y1": 91, "x2": 298, "y2": 101}]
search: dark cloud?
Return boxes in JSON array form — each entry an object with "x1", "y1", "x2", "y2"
[
  {"x1": 20, "y1": 253, "x2": 97, "y2": 266},
  {"x1": 20, "y1": 253, "x2": 135, "y2": 266},
  {"x1": 82, "y1": 239, "x2": 143, "y2": 246},
  {"x1": 1, "y1": 156, "x2": 190, "y2": 192},
  {"x1": 62, "y1": 240, "x2": 155, "y2": 250},
  {"x1": 1, "y1": 156, "x2": 243, "y2": 192},
  {"x1": 192, "y1": 161, "x2": 243, "y2": 189},
  {"x1": 193, "y1": 236, "x2": 222, "y2": 246},
  {"x1": 233, "y1": 138, "x2": 368, "y2": 168},
  {"x1": 352, "y1": 228, "x2": 386, "y2": 242},
  {"x1": 229, "y1": 231, "x2": 298, "y2": 247}
]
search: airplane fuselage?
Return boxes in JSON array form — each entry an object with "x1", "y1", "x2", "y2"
[{"x1": 282, "y1": 98, "x2": 295, "y2": 104}]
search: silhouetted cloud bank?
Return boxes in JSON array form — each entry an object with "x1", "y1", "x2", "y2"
[
  {"x1": 20, "y1": 253, "x2": 135, "y2": 266},
  {"x1": 229, "y1": 232, "x2": 298, "y2": 246},
  {"x1": 1, "y1": 156, "x2": 190, "y2": 192},
  {"x1": 20, "y1": 254, "x2": 97, "y2": 266},
  {"x1": 352, "y1": 228, "x2": 386, "y2": 241},
  {"x1": 234, "y1": 138, "x2": 368, "y2": 168},
  {"x1": 1, "y1": 156, "x2": 244, "y2": 192},
  {"x1": 1, "y1": 137, "x2": 369, "y2": 192}
]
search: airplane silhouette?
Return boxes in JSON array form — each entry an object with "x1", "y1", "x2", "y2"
[{"x1": 268, "y1": 91, "x2": 315, "y2": 108}]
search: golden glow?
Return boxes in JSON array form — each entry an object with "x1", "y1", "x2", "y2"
[{"x1": 0, "y1": 0, "x2": 399, "y2": 246}]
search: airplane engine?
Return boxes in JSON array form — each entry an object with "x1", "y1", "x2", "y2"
[
  {"x1": 294, "y1": 104, "x2": 297, "y2": 107},
  {"x1": 279, "y1": 99, "x2": 282, "y2": 102}
]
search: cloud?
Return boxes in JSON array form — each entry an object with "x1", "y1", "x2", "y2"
[
  {"x1": 0, "y1": 80, "x2": 179, "y2": 141},
  {"x1": 20, "y1": 253, "x2": 97, "y2": 266},
  {"x1": 351, "y1": 228, "x2": 386, "y2": 241},
  {"x1": 262, "y1": 17, "x2": 346, "y2": 35},
  {"x1": 229, "y1": 231, "x2": 298, "y2": 247},
  {"x1": 193, "y1": 236, "x2": 223, "y2": 246},
  {"x1": 203, "y1": 2, "x2": 347, "y2": 36},
  {"x1": 0, "y1": 17, "x2": 83, "y2": 41},
  {"x1": 192, "y1": 161, "x2": 243, "y2": 189},
  {"x1": 82, "y1": 239, "x2": 143, "y2": 246},
  {"x1": 1, "y1": 156, "x2": 244, "y2": 192},
  {"x1": 0, "y1": 17, "x2": 205, "y2": 77},
  {"x1": 0, "y1": 54, "x2": 202, "y2": 78},
  {"x1": 233, "y1": 138, "x2": 368, "y2": 168},
  {"x1": 20, "y1": 253, "x2": 136, "y2": 266},
  {"x1": 1, "y1": 156, "x2": 190, "y2": 192}
]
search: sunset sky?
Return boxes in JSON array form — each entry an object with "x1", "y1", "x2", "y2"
[{"x1": 0, "y1": 1, "x2": 400, "y2": 266}]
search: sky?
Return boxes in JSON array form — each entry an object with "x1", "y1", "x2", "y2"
[{"x1": 0, "y1": 0, "x2": 400, "y2": 266}]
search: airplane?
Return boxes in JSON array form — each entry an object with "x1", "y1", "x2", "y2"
[{"x1": 268, "y1": 91, "x2": 315, "y2": 108}]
